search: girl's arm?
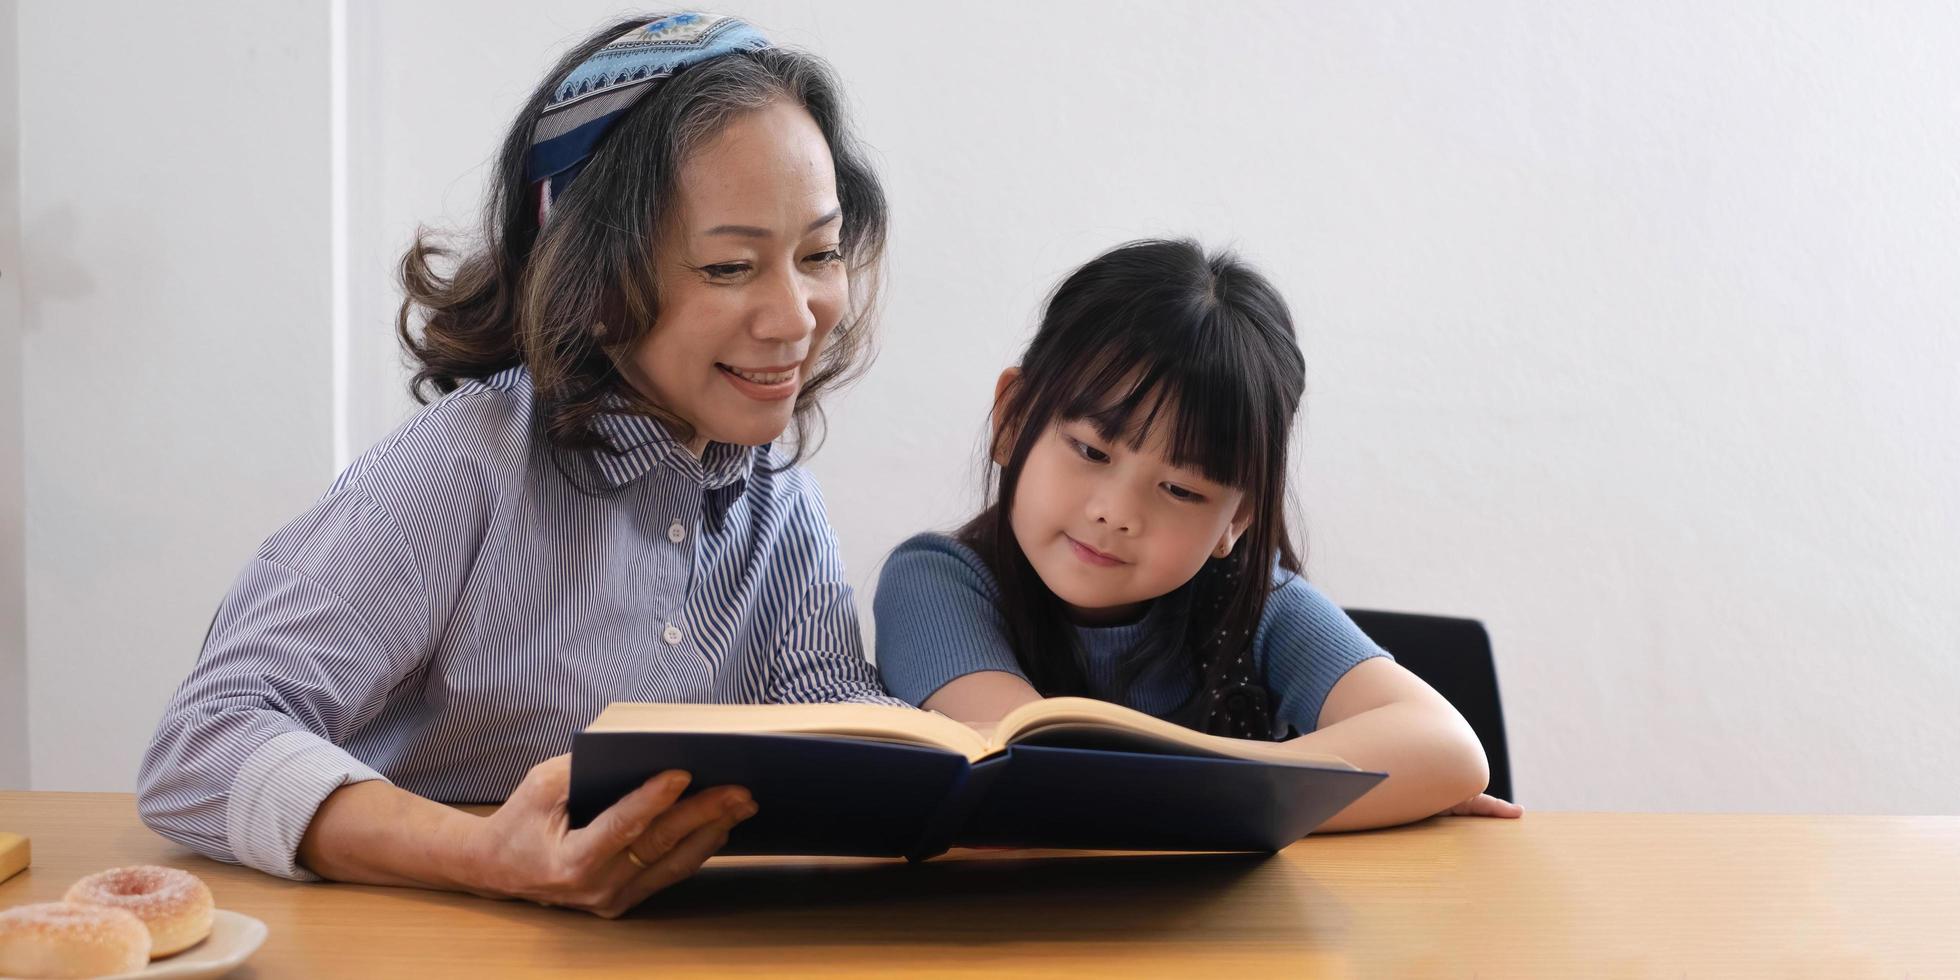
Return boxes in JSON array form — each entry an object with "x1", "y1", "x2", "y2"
[
  {"x1": 1256, "y1": 576, "x2": 1520, "y2": 831},
  {"x1": 926, "y1": 656, "x2": 1517, "y2": 830},
  {"x1": 1291, "y1": 656, "x2": 1515, "y2": 831},
  {"x1": 924, "y1": 636, "x2": 1515, "y2": 827},
  {"x1": 874, "y1": 534, "x2": 1038, "y2": 715},
  {"x1": 920, "y1": 670, "x2": 1044, "y2": 724}
]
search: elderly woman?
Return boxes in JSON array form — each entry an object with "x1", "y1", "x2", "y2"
[{"x1": 138, "y1": 13, "x2": 896, "y2": 918}]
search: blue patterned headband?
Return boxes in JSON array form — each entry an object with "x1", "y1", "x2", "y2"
[{"x1": 526, "y1": 13, "x2": 771, "y2": 223}]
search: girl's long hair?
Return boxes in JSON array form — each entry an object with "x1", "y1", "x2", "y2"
[
  {"x1": 396, "y1": 15, "x2": 888, "y2": 482},
  {"x1": 958, "y1": 239, "x2": 1307, "y2": 738}
]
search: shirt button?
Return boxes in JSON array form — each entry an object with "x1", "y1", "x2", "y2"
[
  {"x1": 662, "y1": 624, "x2": 684, "y2": 646},
  {"x1": 667, "y1": 520, "x2": 687, "y2": 544}
]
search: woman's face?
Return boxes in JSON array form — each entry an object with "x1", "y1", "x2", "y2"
[{"x1": 629, "y1": 98, "x2": 847, "y2": 452}]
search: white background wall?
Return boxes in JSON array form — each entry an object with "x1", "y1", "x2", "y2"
[
  {"x1": 8, "y1": 2, "x2": 1957, "y2": 814},
  {"x1": 12, "y1": 1, "x2": 335, "y2": 789},
  {"x1": 1, "y1": 2, "x2": 27, "y2": 789}
]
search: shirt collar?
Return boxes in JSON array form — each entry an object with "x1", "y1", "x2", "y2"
[
  {"x1": 588, "y1": 407, "x2": 760, "y2": 494},
  {"x1": 504, "y1": 365, "x2": 766, "y2": 521}
]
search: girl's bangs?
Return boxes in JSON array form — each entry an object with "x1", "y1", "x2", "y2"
[{"x1": 1055, "y1": 329, "x2": 1267, "y2": 493}]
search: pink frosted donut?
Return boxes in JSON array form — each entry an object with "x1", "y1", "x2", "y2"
[
  {"x1": 64, "y1": 865, "x2": 213, "y2": 958},
  {"x1": 0, "y1": 901, "x2": 151, "y2": 978}
]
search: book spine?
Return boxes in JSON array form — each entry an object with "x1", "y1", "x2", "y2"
[{"x1": 903, "y1": 754, "x2": 1013, "y2": 861}]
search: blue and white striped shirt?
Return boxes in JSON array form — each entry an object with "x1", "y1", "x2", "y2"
[{"x1": 137, "y1": 365, "x2": 901, "y2": 881}]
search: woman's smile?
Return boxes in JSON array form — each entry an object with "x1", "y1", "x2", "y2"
[{"x1": 716, "y1": 362, "x2": 802, "y2": 401}]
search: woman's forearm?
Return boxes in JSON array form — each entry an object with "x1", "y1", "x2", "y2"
[
  {"x1": 296, "y1": 780, "x2": 489, "y2": 894},
  {"x1": 1290, "y1": 700, "x2": 1490, "y2": 832}
]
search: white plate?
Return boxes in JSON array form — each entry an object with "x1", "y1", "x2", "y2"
[{"x1": 0, "y1": 909, "x2": 272, "y2": 980}]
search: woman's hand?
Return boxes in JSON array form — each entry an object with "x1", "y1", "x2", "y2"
[
  {"x1": 1440, "y1": 793, "x2": 1524, "y2": 819},
  {"x1": 457, "y1": 754, "x2": 757, "y2": 918}
]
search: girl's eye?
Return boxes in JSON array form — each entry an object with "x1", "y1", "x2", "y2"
[
  {"x1": 699, "y1": 263, "x2": 751, "y2": 280},
  {"x1": 1163, "y1": 483, "x2": 1206, "y2": 503},
  {"x1": 1068, "y1": 437, "x2": 1110, "y2": 463}
]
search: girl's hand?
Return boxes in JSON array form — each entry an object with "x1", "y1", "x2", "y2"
[
  {"x1": 458, "y1": 754, "x2": 757, "y2": 918},
  {"x1": 1440, "y1": 792, "x2": 1524, "y2": 819}
]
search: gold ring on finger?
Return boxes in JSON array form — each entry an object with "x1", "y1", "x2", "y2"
[{"x1": 625, "y1": 847, "x2": 649, "y2": 870}]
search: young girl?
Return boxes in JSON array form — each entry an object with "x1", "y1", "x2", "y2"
[{"x1": 875, "y1": 240, "x2": 1520, "y2": 831}]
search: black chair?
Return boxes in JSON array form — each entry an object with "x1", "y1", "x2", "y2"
[{"x1": 1343, "y1": 609, "x2": 1513, "y2": 803}]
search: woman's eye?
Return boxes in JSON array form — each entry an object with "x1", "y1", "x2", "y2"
[
  {"x1": 1163, "y1": 483, "x2": 1206, "y2": 503},
  {"x1": 805, "y1": 248, "x2": 845, "y2": 265},
  {"x1": 700, "y1": 263, "x2": 750, "y2": 280},
  {"x1": 1069, "y1": 438, "x2": 1110, "y2": 463}
]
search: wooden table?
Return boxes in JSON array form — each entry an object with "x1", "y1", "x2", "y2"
[{"x1": 2, "y1": 793, "x2": 1956, "y2": 977}]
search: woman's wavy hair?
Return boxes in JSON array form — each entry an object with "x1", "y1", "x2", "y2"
[
  {"x1": 958, "y1": 239, "x2": 1308, "y2": 738},
  {"x1": 396, "y1": 15, "x2": 888, "y2": 480}
]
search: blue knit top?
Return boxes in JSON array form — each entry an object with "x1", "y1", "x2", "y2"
[{"x1": 873, "y1": 532, "x2": 1389, "y2": 738}]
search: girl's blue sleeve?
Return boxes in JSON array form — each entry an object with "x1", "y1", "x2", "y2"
[
  {"x1": 873, "y1": 533, "x2": 1027, "y2": 706},
  {"x1": 1254, "y1": 572, "x2": 1392, "y2": 736}
]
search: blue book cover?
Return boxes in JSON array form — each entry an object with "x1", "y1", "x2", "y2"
[{"x1": 568, "y1": 701, "x2": 1386, "y2": 859}]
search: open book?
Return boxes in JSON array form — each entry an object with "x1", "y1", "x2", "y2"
[{"x1": 570, "y1": 698, "x2": 1385, "y2": 859}]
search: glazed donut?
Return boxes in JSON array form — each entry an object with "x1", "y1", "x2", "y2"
[
  {"x1": 64, "y1": 865, "x2": 213, "y2": 957},
  {"x1": 0, "y1": 901, "x2": 151, "y2": 978}
]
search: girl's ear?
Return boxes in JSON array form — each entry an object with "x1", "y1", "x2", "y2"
[
  {"x1": 990, "y1": 367, "x2": 1023, "y2": 466},
  {"x1": 1213, "y1": 498, "x2": 1255, "y2": 558}
]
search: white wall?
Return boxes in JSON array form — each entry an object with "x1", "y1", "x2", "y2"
[
  {"x1": 14, "y1": 2, "x2": 1959, "y2": 812},
  {"x1": 16, "y1": 1, "x2": 335, "y2": 790},
  {"x1": 1, "y1": 2, "x2": 28, "y2": 789}
]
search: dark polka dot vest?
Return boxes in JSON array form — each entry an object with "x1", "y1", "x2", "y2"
[{"x1": 1190, "y1": 556, "x2": 1279, "y2": 741}]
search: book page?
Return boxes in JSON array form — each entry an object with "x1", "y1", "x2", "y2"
[
  {"x1": 991, "y1": 697, "x2": 1356, "y2": 769},
  {"x1": 584, "y1": 702, "x2": 996, "y2": 762}
]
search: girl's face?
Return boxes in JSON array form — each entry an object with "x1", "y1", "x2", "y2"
[
  {"x1": 1001, "y1": 371, "x2": 1253, "y2": 625},
  {"x1": 629, "y1": 98, "x2": 848, "y2": 452}
]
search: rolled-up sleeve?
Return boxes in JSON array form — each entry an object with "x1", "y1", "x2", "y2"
[
  {"x1": 137, "y1": 485, "x2": 432, "y2": 881},
  {"x1": 873, "y1": 534, "x2": 1026, "y2": 707}
]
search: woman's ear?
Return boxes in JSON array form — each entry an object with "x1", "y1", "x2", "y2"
[{"x1": 990, "y1": 367, "x2": 1022, "y2": 466}]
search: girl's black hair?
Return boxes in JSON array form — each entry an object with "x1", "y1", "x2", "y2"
[{"x1": 957, "y1": 239, "x2": 1307, "y2": 739}]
